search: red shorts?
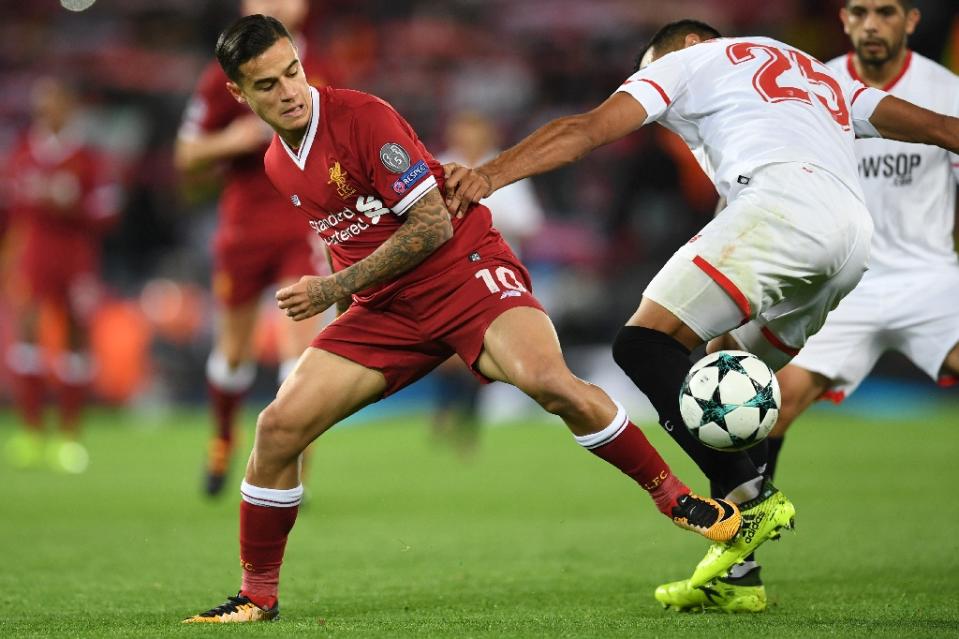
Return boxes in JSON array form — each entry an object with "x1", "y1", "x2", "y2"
[
  {"x1": 313, "y1": 250, "x2": 544, "y2": 397},
  {"x1": 12, "y1": 231, "x2": 100, "y2": 320},
  {"x1": 213, "y1": 231, "x2": 327, "y2": 307}
]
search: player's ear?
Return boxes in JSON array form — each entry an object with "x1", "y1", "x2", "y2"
[
  {"x1": 683, "y1": 33, "x2": 702, "y2": 48},
  {"x1": 226, "y1": 81, "x2": 246, "y2": 105},
  {"x1": 839, "y1": 7, "x2": 851, "y2": 34},
  {"x1": 904, "y1": 8, "x2": 920, "y2": 36}
]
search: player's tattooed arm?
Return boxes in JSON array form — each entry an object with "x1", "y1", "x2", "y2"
[
  {"x1": 869, "y1": 95, "x2": 959, "y2": 153},
  {"x1": 323, "y1": 248, "x2": 352, "y2": 316},
  {"x1": 276, "y1": 188, "x2": 453, "y2": 320}
]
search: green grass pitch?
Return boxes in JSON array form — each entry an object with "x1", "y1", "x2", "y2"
[{"x1": 1, "y1": 402, "x2": 958, "y2": 638}]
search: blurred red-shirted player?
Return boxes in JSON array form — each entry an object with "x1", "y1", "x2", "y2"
[
  {"x1": 175, "y1": 0, "x2": 335, "y2": 496},
  {"x1": 2, "y1": 77, "x2": 119, "y2": 473}
]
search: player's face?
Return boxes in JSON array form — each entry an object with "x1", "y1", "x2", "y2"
[
  {"x1": 841, "y1": 0, "x2": 919, "y2": 65},
  {"x1": 242, "y1": 0, "x2": 308, "y2": 32},
  {"x1": 228, "y1": 38, "x2": 311, "y2": 139},
  {"x1": 30, "y1": 78, "x2": 74, "y2": 131}
]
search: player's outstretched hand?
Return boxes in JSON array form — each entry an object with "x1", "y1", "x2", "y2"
[
  {"x1": 276, "y1": 275, "x2": 340, "y2": 321},
  {"x1": 443, "y1": 162, "x2": 492, "y2": 218}
]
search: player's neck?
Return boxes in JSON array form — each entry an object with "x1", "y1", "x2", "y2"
[
  {"x1": 853, "y1": 47, "x2": 910, "y2": 88},
  {"x1": 279, "y1": 128, "x2": 306, "y2": 150}
]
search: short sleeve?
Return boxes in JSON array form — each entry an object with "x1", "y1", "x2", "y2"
[
  {"x1": 352, "y1": 100, "x2": 437, "y2": 215},
  {"x1": 845, "y1": 82, "x2": 887, "y2": 139},
  {"x1": 614, "y1": 52, "x2": 689, "y2": 124},
  {"x1": 178, "y1": 63, "x2": 240, "y2": 140}
]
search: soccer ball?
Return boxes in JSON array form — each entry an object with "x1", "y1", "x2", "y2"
[{"x1": 679, "y1": 350, "x2": 780, "y2": 451}]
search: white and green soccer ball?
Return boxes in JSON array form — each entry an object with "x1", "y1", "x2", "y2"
[{"x1": 679, "y1": 350, "x2": 781, "y2": 451}]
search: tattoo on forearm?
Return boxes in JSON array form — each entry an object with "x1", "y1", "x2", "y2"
[{"x1": 333, "y1": 188, "x2": 453, "y2": 296}]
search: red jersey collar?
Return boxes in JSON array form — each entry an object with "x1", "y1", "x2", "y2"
[{"x1": 846, "y1": 49, "x2": 913, "y2": 92}]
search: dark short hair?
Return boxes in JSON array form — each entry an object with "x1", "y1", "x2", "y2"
[
  {"x1": 635, "y1": 19, "x2": 722, "y2": 71},
  {"x1": 846, "y1": 0, "x2": 913, "y2": 9},
  {"x1": 215, "y1": 14, "x2": 293, "y2": 82}
]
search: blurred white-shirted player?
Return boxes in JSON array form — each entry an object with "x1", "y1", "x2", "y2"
[
  {"x1": 432, "y1": 111, "x2": 545, "y2": 453},
  {"x1": 445, "y1": 18, "x2": 959, "y2": 601},
  {"x1": 773, "y1": 0, "x2": 959, "y2": 434}
]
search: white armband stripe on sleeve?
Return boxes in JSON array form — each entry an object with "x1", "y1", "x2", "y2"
[
  {"x1": 850, "y1": 86, "x2": 887, "y2": 139},
  {"x1": 392, "y1": 175, "x2": 437, "y2": 215}
]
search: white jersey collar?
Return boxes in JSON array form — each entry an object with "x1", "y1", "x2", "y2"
[{"x1": 280, "y1": 85, "x2": 320, "y2": 171}]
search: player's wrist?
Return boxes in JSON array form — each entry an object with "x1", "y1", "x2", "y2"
[{"x1": 477, "y1": 169, "x2": 495, "y2": 196}]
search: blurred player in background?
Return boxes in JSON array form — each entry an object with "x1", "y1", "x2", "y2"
[
  {"x1": 445, "y1": 18, "x2": 959, "y2": 605},
  {"x1": 2, "y1": 77, "x2": 119, "y2": 473},
  {"x1": 185, "y1": 15, "x2": 751, "y2": 623},
  {"x1": 175, "y1": 0, "x2": 334, "y2": 496},
  {"x1": 431, "y1": 111, "x2": 545, "y2": 454},
  {"x1": 677, "y1": 0, "x2": 959, "y2": 613}
]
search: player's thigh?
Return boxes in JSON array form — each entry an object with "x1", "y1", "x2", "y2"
[
  {"x1": 941, "y1": 341, "x2": 959, "y2": 378},
  {"x1": 314, "y1": 300, "x2": 453, "y2": 397},
  {"x1": 215, "y1": 300, "x2": 259, "y2": 363},
  {"x1": 265, "y1": 346, "x2": 387, "y2": 444},
  {"x1": 772, "y1": 364, "x2": 831, "y2": 436},
  {"x1": 731, "y1": 228, "x2": 871, "y2": 371},
  {"x1": 641, "y1": 253, "x2": 746, "y2": 348},
  {"x1": 475, "y1": 306, "x2": 569, "y2": 385}
]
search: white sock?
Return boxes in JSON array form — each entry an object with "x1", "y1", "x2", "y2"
[
  {"x1": 277, "y1": 358, "x2": 299, "y2": 386},
  {"x1": 572, "y1": 400, "x2": 627, "y2": 450},
  {"x1": 728, "y1": 560, "x2": 758, "y2": 579},
  {"x1": 206, "y1": 351, "x2": 256, "y2": 393},
  {"x1": 7, "y1": 342, "x2": 44, "y2": 375},
  {"x1": 724, "y1": 476, "x2": 764, "y2": 504},
  {"x1": 240, "y1": 480, "x2": 304, "y2": 507}
]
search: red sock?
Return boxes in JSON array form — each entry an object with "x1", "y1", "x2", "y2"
[
  {"x1": 208, "y1": 382, "x2": 245, "y2": 444},
  {"x1": 587, "y1": 421, "x2": 690, "y2": 516},
  {"x1": 239, "y1": 500, "x2": 299, "y2": 609},
  {"x1": 57, "y1": 382, "x2": 87, "y2": 435},
  {"x1": 13, "y1": 372, "x2": 45, "y2": 430}
]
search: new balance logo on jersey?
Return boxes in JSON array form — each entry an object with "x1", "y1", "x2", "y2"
[{"x1": 859, "y1": 153, "x2": 921, "y2": 186}]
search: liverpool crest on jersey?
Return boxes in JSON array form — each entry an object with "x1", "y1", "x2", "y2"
[{"x1": 328, "y1": 161, "x2": 357, "y2": 200}]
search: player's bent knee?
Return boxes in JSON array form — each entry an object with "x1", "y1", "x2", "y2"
[
  {"x1": 255, "y1": 404, "x2": 310, "y2": 462},
  {"x1": 515, "y1": 367, "x2": 583, "y2": 416}
]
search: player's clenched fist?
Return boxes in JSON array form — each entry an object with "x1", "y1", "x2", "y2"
[
  {"x1": 275, "y1": 275, "x2": 341, "y2": 321},
  {"x1": 443, "y1": 162, "x2": 492, "y2": 218}
]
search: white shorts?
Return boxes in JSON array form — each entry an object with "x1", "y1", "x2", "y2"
[
  {"x1": 645, "y1": 162, "x2": 873, "y2": 371},
  {"x1": 790, "y1": 266, "x2": 959, "y2": 399}
]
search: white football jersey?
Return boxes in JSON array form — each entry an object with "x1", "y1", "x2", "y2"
[
  {"x1": 826, "y1": 51, "x2": 959, "y2": 271},
  {"x1": 616, "y1": 37, "x2": 886, "y2": 202}
]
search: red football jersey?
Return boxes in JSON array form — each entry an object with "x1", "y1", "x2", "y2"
[
  {"x1": 4, "y1": 128, "x2": 115, "y2": 242},
  {"x1": 3, "y1": 127, "x2": 118, "y2": 308},
  {"x1": 178, "y1": 41, "x2": 333, "y2": 245},
  {"x1": 264, "y1": 86, "x2": 509, "y2": 307}
]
